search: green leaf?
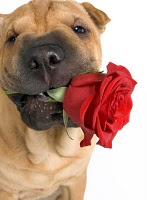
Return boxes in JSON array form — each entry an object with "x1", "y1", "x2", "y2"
[
  {"x1": 63, "y1": 109, "x2": 69, "y2": 129},
  {"x1": 63, "y1": 110, "x2": 73, "y2": 140},
  {"x1": 4, "y1": 90, "x2": 17, "y2": 95},
  {"x1": 47, "y1": 87, "x2": 67, "y2": 102},
  {"x1": 77, "y1": 69, "x2": 99, "y2": 76}
]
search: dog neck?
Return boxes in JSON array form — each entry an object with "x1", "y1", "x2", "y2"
[{"x1": 0, "y1": 89, "x2": 86, "y2": 166}]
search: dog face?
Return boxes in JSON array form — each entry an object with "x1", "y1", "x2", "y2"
[{"x1": 0, "y1": 0, "x2": 110, "y2": 130}]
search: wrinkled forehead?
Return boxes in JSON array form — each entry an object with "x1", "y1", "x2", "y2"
[
  {"x1": 30, "y1": 0, "x2": 86, "y2": 21},
  {"x1": 4, "y1": 0, "x2": 92, "y2": 34}
]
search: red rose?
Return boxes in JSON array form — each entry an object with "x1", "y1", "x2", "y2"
[{"x1": 63, "y1": 62, "x2": 137, "y2": 148}]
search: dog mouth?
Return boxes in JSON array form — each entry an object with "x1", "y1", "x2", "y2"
[{"x1": 9, "y1": 92, "x2": 77, "y2": 130}]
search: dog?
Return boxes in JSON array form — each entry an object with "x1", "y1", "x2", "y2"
[{"x1": 0, "y1": 0, "x2": 110, "y2": 199}]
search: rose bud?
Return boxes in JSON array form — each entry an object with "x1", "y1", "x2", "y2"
[{"x1": 63, "y1": 62, "x2": 137, "y2": 148}]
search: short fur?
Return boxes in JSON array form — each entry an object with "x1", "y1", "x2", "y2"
[{"x1": 0, "y1": 0, "x2": 110, "y2": 199}]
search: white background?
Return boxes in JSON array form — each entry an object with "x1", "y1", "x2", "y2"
[{"x1": 0, "y1": 0, "x2": 147, "y2": 200}]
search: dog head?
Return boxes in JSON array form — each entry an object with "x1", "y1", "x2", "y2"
[{"x1": 0, "y1": 0, "x2": 110, "y2": 130}]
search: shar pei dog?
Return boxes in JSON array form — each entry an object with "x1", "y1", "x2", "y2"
[{"x1": 0, "y1": 0, "x2": 110, "y2": 199}]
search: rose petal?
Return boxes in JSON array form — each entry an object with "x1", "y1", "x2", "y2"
[
  {"x1": 96, "y1": 117, "x2": 114, "y2": 148},
  {"x1": 80, "y1": 127, "x2": 95, "y2": 147},
  {"x1": 71, "y1": 73, "x2": 105, "y2": 86},
  {"x1": 80, "y1": 95, "x2": 95, "y2": 128},
  {"x1": 107, "y1": 62, "x2": 132, "y2": 78}
]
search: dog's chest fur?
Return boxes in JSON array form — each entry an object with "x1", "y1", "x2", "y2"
[{"x1": 0, "y1": 120, "x2": 95, "y2": 199}]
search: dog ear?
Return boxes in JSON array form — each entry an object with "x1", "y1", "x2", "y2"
[{"x1": 82, "y1": 2, "x2": 110, "y2": 33}]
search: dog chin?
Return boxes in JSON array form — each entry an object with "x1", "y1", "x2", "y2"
[{"x1": 8, "y1": 93, "x2": 77, "y2": 130}]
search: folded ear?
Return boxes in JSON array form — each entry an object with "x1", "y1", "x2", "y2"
[{"x1": 82, "y1": 2, "x2": 111, "y2": 33}]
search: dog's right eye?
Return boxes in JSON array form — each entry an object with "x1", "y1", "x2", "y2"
[
  {"x1": 73, "y1": 26, "x2": 86, "y2": 34},
  {"x1": 7, "y1": 35, "x2": 17, "y2": 44}
]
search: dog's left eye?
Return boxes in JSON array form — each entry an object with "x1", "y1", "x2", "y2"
[
  {"x1": 7, "y1": 35, "x2": 17, "y2": 43},
  {"x1": 73, "y1": 26, "x2": 86, "y2": 34}
]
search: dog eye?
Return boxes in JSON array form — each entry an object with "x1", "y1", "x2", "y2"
[
  {"x1": 73, "y1": 26, "x2": 86, "y2": 34},
  {"x1": 7, "y1": 35, "x2": 17, "y2": 43}
]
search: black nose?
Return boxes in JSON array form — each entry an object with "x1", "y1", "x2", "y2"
[{"x1": 29, "y1": 45, "x2": 64, "y2": 70}]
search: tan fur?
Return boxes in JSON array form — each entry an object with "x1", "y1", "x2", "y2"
[{"x1": 0, "y1": 1, "x2": 110, "y2": 199}]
